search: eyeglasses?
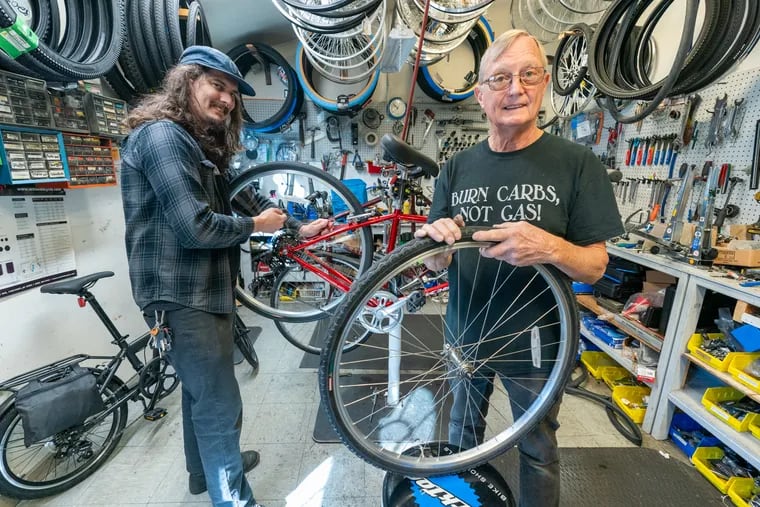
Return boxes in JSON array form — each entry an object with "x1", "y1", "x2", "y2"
[{"x1": 479, "y1": 67, "x2": 546, "y2": 91}]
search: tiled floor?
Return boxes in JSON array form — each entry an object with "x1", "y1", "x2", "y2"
[{"x1": 11, "y1": 309, "x2": 684, "y2": 507}]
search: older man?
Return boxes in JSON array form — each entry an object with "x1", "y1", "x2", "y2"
[{"x1": 415, "y1": 30, "x2": 623, "y2": 506}]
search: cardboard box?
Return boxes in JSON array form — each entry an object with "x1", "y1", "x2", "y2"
[
  {"x1": 678, "y1": 224, "x2": 717, "y2": 248},
  {"x1": 642, "y1": 282, "x2": 669, "y2": 294},
  {"x1": 734, "y1": 301, "x2": 760, "y2": 323},
  {"x1": 713, "y1": 247, "x2": 760, "y2": 267},
  {"x1": 646, "y1": 270, "x2": 677, "y2": 285}
]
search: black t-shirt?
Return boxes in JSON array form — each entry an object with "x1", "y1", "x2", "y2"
[{"x1": 429, "y1": 133, "x2": 624, "y2": 373}]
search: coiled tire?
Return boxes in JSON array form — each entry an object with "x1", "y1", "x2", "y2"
[
  {"x1": 0, "y1": 0, "x2": 124, "y2": 81},
  {"x1": 416, "y1": 16, "x2": 494, "y2": 102},
  {"x1": 227, "y1": 42, "x2": 304, "y2": 133},
  {"x1": 296, "y1": 42, "x2": 379, "y2": 115}
]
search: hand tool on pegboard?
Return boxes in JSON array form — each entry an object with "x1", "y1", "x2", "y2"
[
  {"x1": 307, "y1": 126, "x2": 320, "y2": 160},
  {"x1": 676, "y1": 93, "x2": 701, "y2": 149},
  {"x1": 663, "y1": 163, "x2": 696, "y2": 243},
  {"x1": 704, "y1": 94, "x2": 728, "y2": 154},
  {"x1": 688, "y1": 164, "x2": 720, "y2": 263},
  {"x1": 752, "y1": 119, "x2": 760, "y2": 190},
  {"x1": 420, "y1": 109, "x2": 436, "y2": 147},
  {"x1": 714, "y1": 175, "x2": 742, "y2": 235},
  {"x1": 326, "y1": 115, "x2": 343, "y2": 151},
  {"x1": 298, "y1": 112, "x2": 306, "y2": 149}
]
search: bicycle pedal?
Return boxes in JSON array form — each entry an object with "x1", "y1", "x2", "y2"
[{"x1": 143, "y1": 408, "x2": 167, "y2": 421}]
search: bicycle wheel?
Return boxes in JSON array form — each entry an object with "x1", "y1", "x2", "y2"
[
  {"x1": 319, "y1": 230, "x2": 578, "y2": 476},
  {"x1": 0, "y1": 372, "x2": 128, "y2": 499},
  {"x1": 229, "y1": 161, "x2": 374, "y2": 321},
  {"x1": 273, "y1": 251, "x2": 371, "y2": 354},
  {"x1": 234, "y1": 312, "x2": 260, "y2": 373}
]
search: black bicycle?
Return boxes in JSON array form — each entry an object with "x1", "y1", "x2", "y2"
[{"x1": 0, "y1": 271, "x2": 257, "y2": 499}]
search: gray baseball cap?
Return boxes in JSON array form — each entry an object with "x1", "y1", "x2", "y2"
[{"x1": 179, "y1": 45, "x2": 256, "y2": 96}]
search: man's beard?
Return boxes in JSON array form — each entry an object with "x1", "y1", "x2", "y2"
[{"x1": 206, "y1": 121, "x2": 227, "y2": 137}]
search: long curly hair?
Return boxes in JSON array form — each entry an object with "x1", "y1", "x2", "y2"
[{"x1": 125, "y1": 64, "x2": 243, "y2": 170}]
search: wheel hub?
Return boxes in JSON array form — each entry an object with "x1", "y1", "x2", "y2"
[{"x1": 445, "y1": 343, "x2": 474, "y2": 379}]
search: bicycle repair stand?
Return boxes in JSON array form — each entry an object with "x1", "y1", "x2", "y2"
[{"x1": 379, "y1": 441, "x2": 515, "y2": 507}]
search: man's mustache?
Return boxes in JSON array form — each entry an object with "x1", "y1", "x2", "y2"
[{"x1": 211, "y1": 101, "x2": 230, "y2": 114}]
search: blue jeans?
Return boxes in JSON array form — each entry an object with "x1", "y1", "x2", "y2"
[
  {"x1": 147, "y1": 307, "x2": 255, "y2": 507},
  {"x1": 448, "y1": 372, "x2": 561, "y2": 507}
]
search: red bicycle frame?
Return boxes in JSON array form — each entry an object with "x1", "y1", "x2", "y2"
[{"x1": 285, "y1": 207, "x2": 429, "y2": 293}]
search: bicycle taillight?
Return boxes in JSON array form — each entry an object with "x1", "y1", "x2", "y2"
[{"x1": 77, "y1": 297, "x2": 86, "y2": 308}]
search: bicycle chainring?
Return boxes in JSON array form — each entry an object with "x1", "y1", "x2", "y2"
[
  {"x1": 357, "y1": 291, "x2": 404, "y2": 334},
  {"x1": 139, "y1": 357, "x2": 179, "y2": 400}
]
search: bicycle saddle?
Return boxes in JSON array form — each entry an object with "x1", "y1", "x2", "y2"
[
  {"x1": 40, "y1": 271, "x2": 114, "y2": 295},
  {"x1": 380, "y1": 133, "x2": 439, "y2": 178}
]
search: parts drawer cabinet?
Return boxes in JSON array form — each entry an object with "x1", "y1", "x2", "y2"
[
  {"x1": 0, "y1": 125, "x2": 69, "y2": 184},
  {"x1": 84, "y1": 93, "x2": 128, "y2": 137},
  {"x1": 62, "y1": 134, "x2": 117, "y2": 187}
]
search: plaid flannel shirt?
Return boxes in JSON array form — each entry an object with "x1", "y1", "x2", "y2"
[{"x1": 121, "y1": 120, "x2": 258, "y2": 314}]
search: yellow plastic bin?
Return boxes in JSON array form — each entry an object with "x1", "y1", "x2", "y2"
[
  {"x1": 612, "y1": 385, "x2": 650, "y2": 424},
  {"x1": 728, "y1": 477, "x2": 758, "y2": 507},
  {"x1": 600, "y1": 365, "x2": 635, "y2": 390},
  {"x1": 701, "y1": 387, "x2": 760, "y2": 432},
  {"x1": 580, "y1": 351, "x2": 619, "y2": 379},
  {"x1": 687, "y1": 333, "x2": 742, "y2": 371},
  {"x1": 728, "y1": 353, "x2": 760, "y2": 394},
  {"x1": 691, "y1": 447, "x2": 737, "y2": 494},
  {"x1": 749, "y1": 418, "x2": 760, "y2": 441}
]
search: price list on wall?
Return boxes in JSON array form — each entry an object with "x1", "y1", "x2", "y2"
[{"x1": 0, "y1": 187, "x2": 76, "y2": 298}]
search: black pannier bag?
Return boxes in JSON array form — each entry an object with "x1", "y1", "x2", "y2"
[{"x1": 15, "y1": 366, "x2": 106, "y2": 447}]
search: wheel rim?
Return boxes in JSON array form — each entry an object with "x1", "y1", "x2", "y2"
[
  {"x1": 550, "y1": 78, "x2": 596, "y2": 119},
  {"x1": 230, "y1": 163, "x2": 373, "y2": 321},
  {"x1": 321, "y1": 237, "x2": 577, "y2": 476}
]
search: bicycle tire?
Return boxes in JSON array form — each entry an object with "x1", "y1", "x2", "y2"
[
  {"x1": 273, "y1": 251, "x2": 371, "y2": 354},
  {"x1": 135, "y1": 0, "x2": 163, "y2": 88},
  {"x1": 271, "y1": 0, "x2": 367, "y2": 34},
  {"x1": 296, "y1": 43, "x2": 380, "y2": 114},
  {"x1": 319, "y1": 230, "x2": 578, "y2": 476},
  {"x1": 283, "y1": 0, "x2": 382, "y2": 19},
  {"x1": 0, "y1": 0, "x2": 123, "y2": 81},
  {"x1": 0, "y1": 371, "x2": 128, "y2": 499},
  {"x1": 234, "y1": 312, "x2": 260, "y2": 373},
  {"x1": 227, "y1": 42, "x2": 304, "y2": 133},
  {"x1": 164, "y1": 0, "x2": 184, "y2": 61},
  {"x1": 229, "y1": 161, "x2": 374, "y2": 321},
  {"x1": 152, "y1": 0, "x2": 175, "y2": 72},
  {"x1": 415, "y1": 16, "x2": 494, "y2": 103}
]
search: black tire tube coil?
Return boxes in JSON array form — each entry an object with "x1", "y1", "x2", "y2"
[{"x1": 227, "y1": 42, "x2": 304, "y2": 133}]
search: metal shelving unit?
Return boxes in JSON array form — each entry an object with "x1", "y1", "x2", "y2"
[{"x1": 608, "y1": 244, "x2": 760, "y2": 476}]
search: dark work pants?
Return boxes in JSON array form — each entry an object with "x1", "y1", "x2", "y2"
[{"x1": 448, "y1": 372, "x2": 561, "y2": 507}]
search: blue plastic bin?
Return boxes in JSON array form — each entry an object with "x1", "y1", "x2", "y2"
[
  {"x1": 669, "y1": 412, "x2": 721, "y2": 458},
  {"x1": 332, "y1": 178, "x2": 367, "y2": 218}
]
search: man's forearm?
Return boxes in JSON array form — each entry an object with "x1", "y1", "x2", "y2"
[{"x1": 550, "y1": 241, "x2": 608, "y2": 284}]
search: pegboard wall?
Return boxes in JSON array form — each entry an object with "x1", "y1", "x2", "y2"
[
  {"x1": 237, "y1": 63, "x2": 760, "y2": 241},
  {"x1": 234, "y1": 94, "x2": 487, "y2": 198},
  {"x1": 581, "y1": 65, "x2": 760, "y2": 235}
]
